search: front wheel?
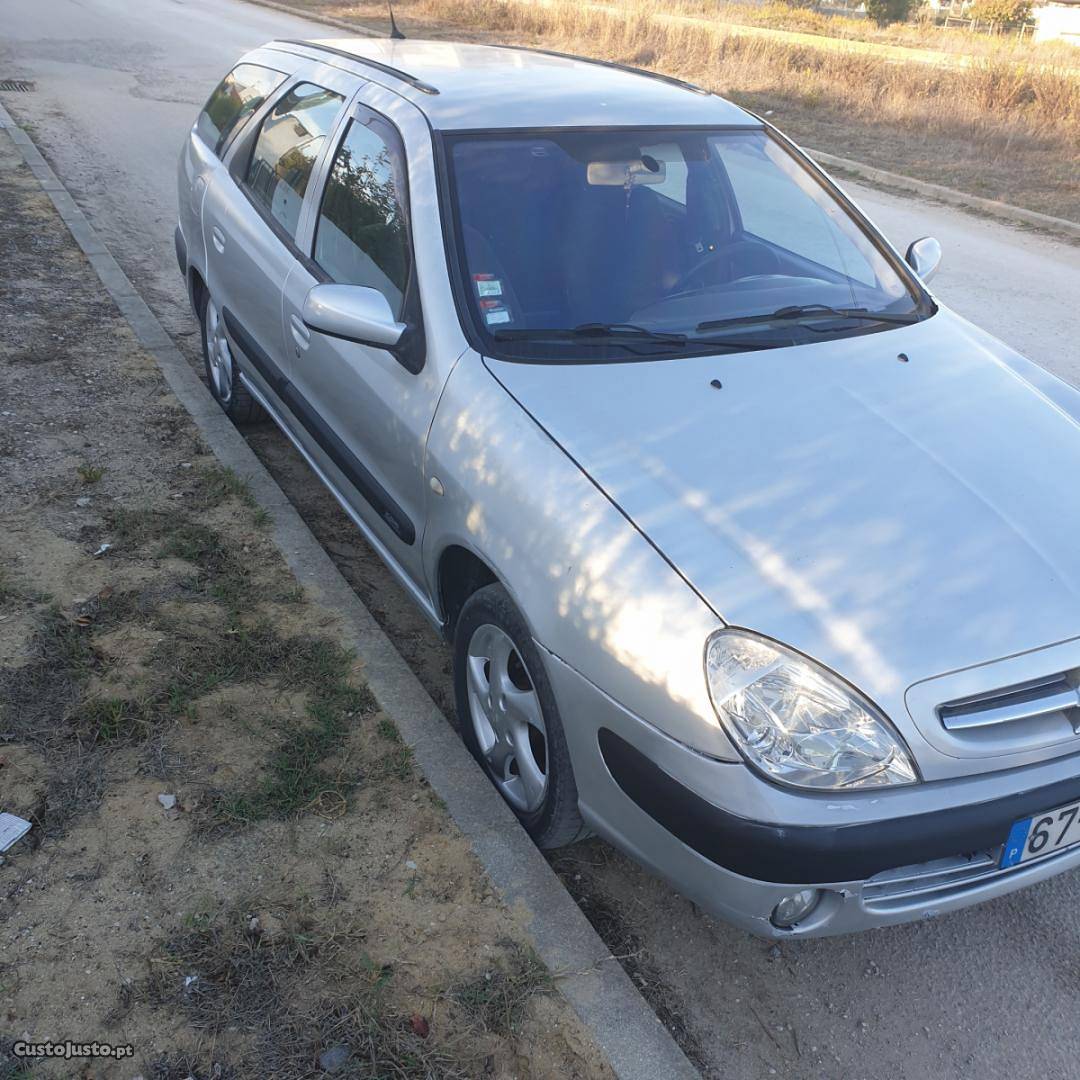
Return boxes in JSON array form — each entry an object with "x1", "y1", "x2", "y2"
[{"x1": 453, "y1": 583, "x2": 586, "y2": 849}]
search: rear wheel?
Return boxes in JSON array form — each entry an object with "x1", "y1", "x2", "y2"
[
  {"x1": 453, "y1": 584, "x2": 586, "y2": 849},
  {"x1": 199, "y1": 292, "x2": 262, "y2": 423}
]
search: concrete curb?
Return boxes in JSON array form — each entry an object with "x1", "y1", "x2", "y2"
[
  {"x1": 0, "y1": 104, "x2": 698, "y2": 1080},
  {"x1": 807, "y1": 148, "x2": 1080, "y2": 242},
  {"x1": 237, "y1": 0, "x2": 1080, "y2": 244}
]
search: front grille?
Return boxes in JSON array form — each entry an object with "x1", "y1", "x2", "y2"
[
  {"x1": 939, "y1": 674, "x2": 1080, "y2": 733},
  {"x1": 863, "y1": 844, "x2": 1076, "y2": 912},
  {"x1": 0, "y1": 80, "x2": 34, "y2": 92}
]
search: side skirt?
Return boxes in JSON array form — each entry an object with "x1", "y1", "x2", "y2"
[{"x1": 234, "y1": 368, "x2": 442, "y2": 630}]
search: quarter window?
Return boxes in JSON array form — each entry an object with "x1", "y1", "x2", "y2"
[
  {"x1": 195, "y1": 63, "x2": 287, "y2": 156},
  {"x1": 245, "y1": 82, "x2": 344, "y2": 240},
  {"x1": 314, "y1": 116, "x2": 410, "y2": 317}
]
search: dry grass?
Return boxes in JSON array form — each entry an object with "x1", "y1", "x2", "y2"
[
  {"x1": 416, "y1": 0, "x2": 1080, "y2": 128},
  {"x1": 449, "y1": 943, "x2": 553, "y2": 1036},
  {"x1": 652, "y1": 0, "x2": 1080, "y2": 64},
  {"x1": 309, "y1": 0, "x2": 1080, "y2": 220}
]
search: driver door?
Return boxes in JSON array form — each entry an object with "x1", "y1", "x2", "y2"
[{"x1": 280, "y1": 94, "x2": 438, "y2": 599}]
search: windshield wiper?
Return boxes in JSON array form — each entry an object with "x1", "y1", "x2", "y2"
[
  {"x1": 571, "y1": 322, "x2": 689, "y2": 343},
  {"x1": 494, "y1": 323, "x2": 688, "y2": 345},
  {"x1": 492, "y1": 325, "x2": 769, "y2": 354},
  {"x1": 696, "y1": 305, "x2": 921, "y2": 333}
]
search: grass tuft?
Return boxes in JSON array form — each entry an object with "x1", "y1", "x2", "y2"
[
  {"x1": 78, "y1": 695, "x2": 157, "y2": 745},
  {"x1": 77, "y1": 462, "x2": 104, "y2": 484},
  {"x1": 194, "y1": 631, "x2": 377, "y2": 828},
  {"x1": 144, "y1": 906, "x2": 472, "y2": 1077},
  {"x1": 189, "y1": 464, "x2": 258, "y2": 511},
  {"x1": 0, "y1": 606, "x2": 102, "y2": 740},
  {"x1": 450, "y1": 943, "x2": 553, "y2": 1036}
]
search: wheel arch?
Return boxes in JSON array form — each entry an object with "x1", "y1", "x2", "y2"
[
  {"x1": 436, "y1": 544, "x2": 498, "y2": 637},
  {"x1": 188, "y1": 264, "x2": 208, "y2": 317}
]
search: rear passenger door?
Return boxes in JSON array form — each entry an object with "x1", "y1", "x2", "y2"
[{"x1": 202, "y1": 70, "x2": 351, "y2": 404}]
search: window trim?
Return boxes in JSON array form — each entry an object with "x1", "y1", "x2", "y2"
[
  {"x1": 195, "y1": 62, "x2": 289, "y2": 160},
  {"x1": 236, "y1": 79, "x2": 345, "y2": 248},
  {"x1": 311, "y1": 107, "x2": 414, "y2": 316},
  {"x1": 230, "y1": 78, "x2": 347, "y2": 282},
  {"x1": 434, "y1": 124, "x2": 935, "y2": 366},
  {"x1": 309, "y1": 103, "x2": 426, "y2": 374}
]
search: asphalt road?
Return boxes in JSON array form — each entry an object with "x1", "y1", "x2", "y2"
[{"x1": 5, "y1": 2, "x2": 1080, "y2": 1077}]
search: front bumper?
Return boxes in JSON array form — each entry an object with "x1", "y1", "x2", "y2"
[{"x1": 544, "y1": 647, "x2": 1080, "y2": 937}]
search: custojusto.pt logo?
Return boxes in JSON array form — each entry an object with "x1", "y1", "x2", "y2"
[{"x1": 13, "y1": 1039, "x2": 135, "y2": 1061}]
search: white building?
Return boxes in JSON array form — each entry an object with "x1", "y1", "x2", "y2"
[{"x1": 1033, "y1": 0, "x2": 1080, "y2": 43}]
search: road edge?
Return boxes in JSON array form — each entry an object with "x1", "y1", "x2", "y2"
[
  {"x1": 0, "y1": 104, "x2": 699, "y2": 1080},
  {"x1": 237, "y1": 0, "x2": 1080, "y2": 243},
  {"x1": 806, "y1": 148, "x2": 1080, "y2": 242}
]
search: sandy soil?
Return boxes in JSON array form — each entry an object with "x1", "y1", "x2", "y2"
[{"x1": 0, "y1": 131, "x2": 612, "y2": 1080}]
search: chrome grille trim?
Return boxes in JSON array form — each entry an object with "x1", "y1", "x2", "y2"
[
  {"x1": 863, "y1": 844, "x2": 1077, "y2": 911},
  {"x1": 938, "y1": 674, "x2": 1079, "y2": 732}
]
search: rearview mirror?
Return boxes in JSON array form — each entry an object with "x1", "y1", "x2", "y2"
[
  {"x1": 587, "y1": 156, "x2": 667, "y2": 187},
  {"x1": 303, "y1": 284, "x2": 407, "y2": 349},
  {"x1": 905, "y1": 236, "x2": 942, "y2": 284}
]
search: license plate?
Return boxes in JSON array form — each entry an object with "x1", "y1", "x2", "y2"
[{"x1": 1001, "y1": 798, "x2": 1080, "y2": 868}]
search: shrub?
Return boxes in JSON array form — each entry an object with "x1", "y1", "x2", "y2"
[
  {"x1": 968, "y1": 0, "x2": 1033, "y2": 27},
  {"x1": 864, "y1": 0, "x2": 915, "y2": 25}
]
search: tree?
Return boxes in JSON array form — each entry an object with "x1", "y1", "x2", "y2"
[
  {"x1": 864, "y1": 0, "x2": 914, "y2": 25},
  {"x1": 968, "y1": 0, "x2": 1033, "y2": 27}
]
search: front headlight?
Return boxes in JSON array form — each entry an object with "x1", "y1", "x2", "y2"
[{"x1": 705, "y1": 630, "x2": 917, "y2": 790}]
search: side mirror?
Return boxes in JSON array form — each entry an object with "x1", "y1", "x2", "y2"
[
  {"x1": 303, "y1": 284, "x2": 407, "y2": 349},
  {"x1": 905, "y1": 236, "x2": 942, "y2": 285}
]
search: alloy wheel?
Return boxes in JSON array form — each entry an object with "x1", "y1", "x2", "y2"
[
  {"x1": 204, "y1": 298, "x2": 234, "y2": 405},
  {"x1": 465, "y1": 623, "x2": 549, "y2": 812}
]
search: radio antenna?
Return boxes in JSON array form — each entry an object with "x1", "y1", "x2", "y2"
[{"x1": 388, "y1": 2, "x2": 406, "y2": 39}]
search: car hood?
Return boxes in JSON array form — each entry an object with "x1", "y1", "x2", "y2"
[{"x1": 485, "y1": 312, "x2": 1080, "y2": 719}]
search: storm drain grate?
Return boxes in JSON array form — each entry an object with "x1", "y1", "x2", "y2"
[{"x1": 0, "y1": 80, "x2": 34, "y2": 92}]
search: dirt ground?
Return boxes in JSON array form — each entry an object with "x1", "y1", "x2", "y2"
[{"x1": 0, "y1": 132, "x2": 613, "y2": 1080}]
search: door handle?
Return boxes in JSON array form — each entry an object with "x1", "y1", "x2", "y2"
[
  {"x1": 210, "y1": 225, "x2": 226, "y2": 253},
  {"x1": 290, "y1": 313, "x2": 310, "y2": 351}
]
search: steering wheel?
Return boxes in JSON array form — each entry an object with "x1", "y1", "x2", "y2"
[
  {"x1": 668, "y1": 242, "x2": 784, "y2": 298},
  {"x1": 667, "y1": 248, "x2": 730, "y2": 298}
]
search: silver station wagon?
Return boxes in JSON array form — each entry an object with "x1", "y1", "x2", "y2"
[{"x1": 177, "y1": 37, "x2": 1080, "y2": 937}]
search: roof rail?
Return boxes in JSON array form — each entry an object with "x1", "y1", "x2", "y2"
[
  {"x1": 501, "y1": 45, "x2": 711, "y2": 97},
  {"x1": 278, "y1": 39, "x2": 440, "y2": 95}
]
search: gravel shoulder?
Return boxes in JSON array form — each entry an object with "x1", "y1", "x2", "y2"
[{"x1": 0, "y1": 128, "x2": 613, "y2": 1080}]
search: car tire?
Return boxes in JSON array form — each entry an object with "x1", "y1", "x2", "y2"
[
  {"x1": 453, "y1": 583, "x2": 587, "y2": 849},
  {"x1": 199, "y1": 291, "x2": 262, "y2": 424}
]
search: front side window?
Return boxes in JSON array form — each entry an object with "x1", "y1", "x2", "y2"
[
  {"x1": 314, "y1": 115, "x2": 410, "y2": 317},
  {"x1": 446, "y1": 128, "x2": 928, "y2": 362},
  {"x1": 245, "y1": 82, "x2": 344, "y2": 240},
  {"x1": 195, "y1": 63, "x2": 287, "y2": 156}
]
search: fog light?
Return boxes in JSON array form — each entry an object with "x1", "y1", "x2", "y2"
[{"x1": 771, "y1": 889, "x2": 821, "y2": 928}]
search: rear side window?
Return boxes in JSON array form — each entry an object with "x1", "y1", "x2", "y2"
[
  {"x1": 245, "y1": 82, "x2": 344, "y2": 241},
  {"x1": 195, "y1": 63, "x2": 287, "y2": 156},
  {"x1": 313, "y1": 115, "x2": 410, "y2": 317}
]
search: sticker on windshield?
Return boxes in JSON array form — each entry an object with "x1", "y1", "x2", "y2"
[
  {"x1": 484, "y1": 306, "x2": 512, "y2": 326},
  {"x1": 473, "y1": 273, "x2": 504, "y2": 298}
]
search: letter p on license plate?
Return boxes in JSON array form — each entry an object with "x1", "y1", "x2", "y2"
[{"x1": 1001, "y1": 798, "x2": 1080, "y2": 868}]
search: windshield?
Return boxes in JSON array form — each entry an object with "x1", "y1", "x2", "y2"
[{"x1": 445, "y1": 128, "x2": 928, "y2": 361}]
